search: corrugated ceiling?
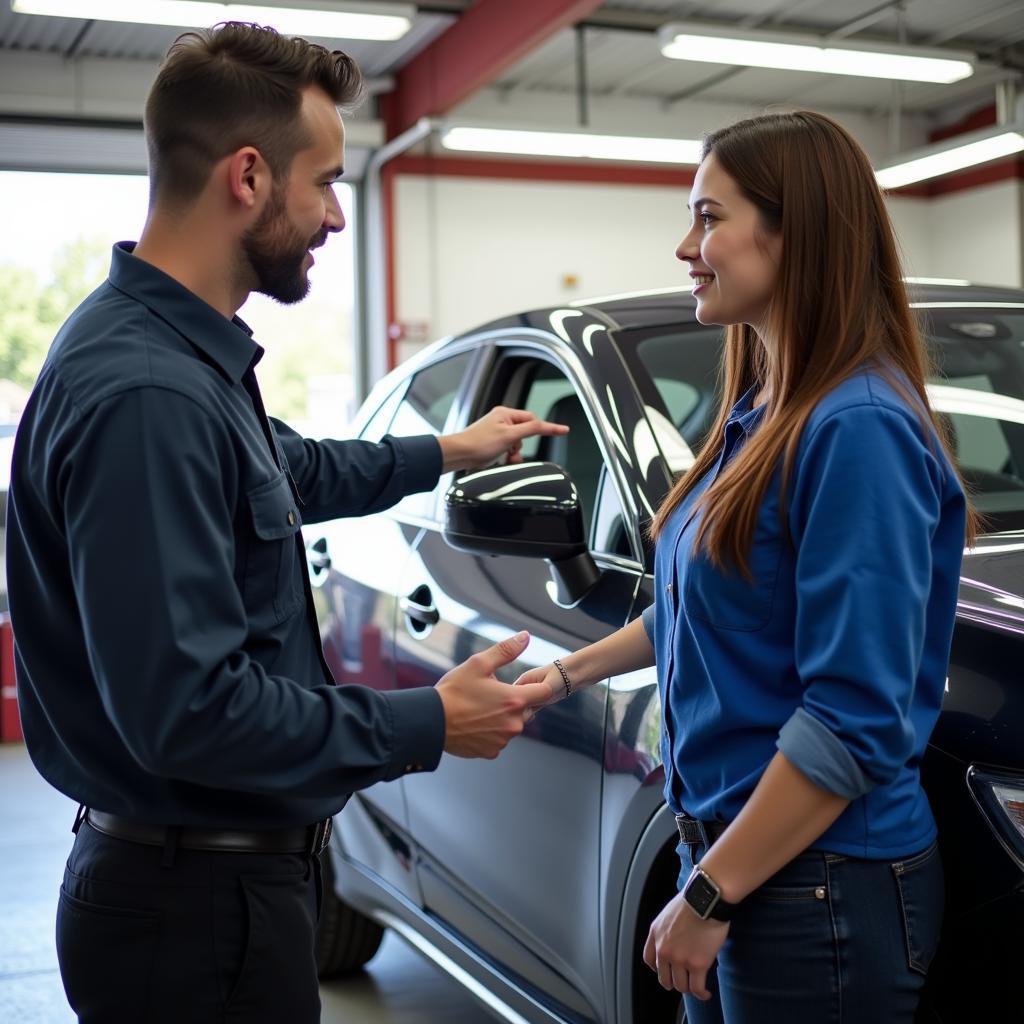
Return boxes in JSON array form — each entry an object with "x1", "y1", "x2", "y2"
[{"x1": 1, "y1": 0, "x2": 1022, "y2": 119}]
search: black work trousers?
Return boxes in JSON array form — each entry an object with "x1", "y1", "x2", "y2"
[{"x1": 56, "y1": 820, "x2": 323, "y2": 1023}]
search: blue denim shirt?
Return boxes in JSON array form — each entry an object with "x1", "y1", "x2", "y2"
[
  {"x1": 643, "y1": 370, "x2": 966, "y2": 858},
  {"x1": 6, "y1": 243, "x2": 445, "y2": 828}
]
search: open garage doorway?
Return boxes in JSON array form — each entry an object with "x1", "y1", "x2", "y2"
[
  {"x1": 0, "y1": 168, "x2": 359, "y2": 608},
  {"x1": 0, "y1": 169, "x2": 358, "y2": 428}
]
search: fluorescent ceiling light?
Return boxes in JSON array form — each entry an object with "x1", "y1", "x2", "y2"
[
  {"x1": 659, "y1": 21, "x2": 974, "y2": 84},
  {"x1": 903, "y1": 277, "x2": 971, "y2": 286},
  {"x1": 441, "y1": 126, "x2": 702, "y2": 165},
  {"x1": 876, "y1": 126, "x2": 1024, "y2": 189},
  {"x1": 11, "y1": 0, "x2": 414, "y2": 40}
]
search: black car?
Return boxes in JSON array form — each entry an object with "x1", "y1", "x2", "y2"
[{"x1": 310, "y1": 284, "x2": 1024, "y2": 1024}]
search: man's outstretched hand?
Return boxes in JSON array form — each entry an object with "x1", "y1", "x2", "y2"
[
  {"x1": 436, "y1": 632, "x2": 551, "y2": 758},
  {"x1": 438, "y1": 406, "x2": 569, "y2": 472}
]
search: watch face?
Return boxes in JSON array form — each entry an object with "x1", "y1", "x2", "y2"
[{"x1": 684, "y1": 869, "x2": 719, "y2": 918}]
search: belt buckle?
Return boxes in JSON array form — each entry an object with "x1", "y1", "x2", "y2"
[
  {"x1": 675, "y1": 813, "x2": 712, "y2": 848},
  {"x1": 309, "y1": 817, "x2": 333, "y2": 856}
]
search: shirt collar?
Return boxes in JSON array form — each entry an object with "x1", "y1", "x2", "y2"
[
  {"x1": 107, "y1": 241, "x2": 261, "y2": 384},
  {"x1": 726, "y1": 384, "x2": 767, "y2": 435}
]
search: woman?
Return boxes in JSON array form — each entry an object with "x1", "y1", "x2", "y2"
[{"x1": 516, "y1": 111, "x2": 973, "y2": 1022}]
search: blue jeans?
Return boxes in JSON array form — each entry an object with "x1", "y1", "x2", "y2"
[{"x1": 677, "y1": 840, "x2": 943, "y2": 1024}]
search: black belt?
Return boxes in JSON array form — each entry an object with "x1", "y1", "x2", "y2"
[
  {"x1": 675, "y1": 814, "x2": 729, "y2": 848},
  {"x1": 84, "y1": 809, "x2": 332, "y2": 856}
]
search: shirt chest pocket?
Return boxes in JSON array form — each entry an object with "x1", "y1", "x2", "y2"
[
  {"x1": 242, "y1": 473, "x2": 305, "y2": 626},
  {"x1": 683, "y1": 515, "x2": 784, "y2": 632}
]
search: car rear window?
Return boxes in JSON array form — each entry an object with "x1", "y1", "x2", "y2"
[{"x1": 617, "y1": 309, "x2": 1024, "y2": 533}]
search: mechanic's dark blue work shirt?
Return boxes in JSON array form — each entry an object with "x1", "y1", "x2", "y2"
[
  {"x1": 6, "y1": 243, "x2": 446, "y2": 828},
  {"x1": 643, "y1": 373, "x2": 966, "y2": 858}
]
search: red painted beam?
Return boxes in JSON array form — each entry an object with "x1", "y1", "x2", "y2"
[
  {"x1": 886, "y1": 155, "x2": 1024, "y2": 197},
  {"x1": 381, "y1": 0, "x2": 605, "y2": 139},
  {"x1": 390, "y1": 151, "x2": 1022, "y2": 198},
  {"x1": 930, "y1": 103, "x2": 996, "y2": 144},
  {"x1": 392, "y1": 153, "x2": 696, "y2": 187}
]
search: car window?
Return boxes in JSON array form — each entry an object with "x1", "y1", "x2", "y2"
[
  {"x1": 614, "y1": 326, "x2": 722, "y2": 474},
  {"x1": 593, "y1": 467, "x2": 633, "y2": 558},
  {"x1": 518, "y1": 372, "x2": 575, "y2": 461},
  {"x1": 390, "y1": 354, "x2": 471, "y2": 437},
  {"x1": 494, "y1": 358, "x2": 611, "y2": 546},
  {"x1": 923, "y1": 311, "x2": 1024, "y2": 529},
  {"x1": 358, "y1": 381, "x2": 408, "y2": 443},
  {"x1": 520, "y1": 372, "x2": 577, "y2": 456},
  {"x1": 650, "y1": 377, "x2": 702, "y2": 429},
  {"x1": 389, "y1": 352, "x2": 473, "y2": 520},
  {"x1": 932, "y1": 373, "x2": 1010, "y2": 473},
  {"x1": 618, "y1": 313, "x2": 1024, "y2": 532}
]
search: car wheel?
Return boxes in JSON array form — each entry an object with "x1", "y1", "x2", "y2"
[{"x1": 315, "y1": 850, "x2": 385, "y2": 977}]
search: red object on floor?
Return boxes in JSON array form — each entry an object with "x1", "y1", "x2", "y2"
[{"x1": 0, "y1": 615, "x2": 22, "y2": 742}]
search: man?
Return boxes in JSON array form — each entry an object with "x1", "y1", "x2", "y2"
[{"x1": 5, "y1": 23, "x2": 562, "y2": 1024}]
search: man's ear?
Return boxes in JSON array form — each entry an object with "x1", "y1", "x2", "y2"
[{"x1": 226, "y1": 147, "x2": 270, "y2": 210}]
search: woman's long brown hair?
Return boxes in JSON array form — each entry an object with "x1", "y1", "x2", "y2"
[{"x1": 650, "y1": 111, "x2": 977, "y2": 572}]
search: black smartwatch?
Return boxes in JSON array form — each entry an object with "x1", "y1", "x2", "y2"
[{"x1": 682, "y1": 863, "x2": 741, "y2": 922}]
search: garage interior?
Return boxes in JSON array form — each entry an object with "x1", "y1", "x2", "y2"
[{"x1": 2, "y1": 1, "x2": 1024, "y2": 1022}]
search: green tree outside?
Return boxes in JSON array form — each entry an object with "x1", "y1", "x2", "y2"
[
  {"x1": 243, "y1": 293, "x2": 352, "y2": 423},
  {"x1": 0, "y1": 235, "x2": 109, "y2": 391},
  {"x1": 0, "y1": 234, "x2": 353, "y2": 424}
]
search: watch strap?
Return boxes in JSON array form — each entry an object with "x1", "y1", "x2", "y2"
[{"x1": 683, "y1": 864, "x2": 741, "y2": 922}]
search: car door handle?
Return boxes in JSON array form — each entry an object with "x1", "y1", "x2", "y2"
[
  {"x1": 400, "y1": 591, "x2": 439, "y2": 626},
  {"x1": 306, "y1": 537, "x2": 332, "y2": 573}
]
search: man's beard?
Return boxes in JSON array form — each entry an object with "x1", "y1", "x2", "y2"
[{"x1": 240, "y1": 186, "x2": 326, "y2": 305}]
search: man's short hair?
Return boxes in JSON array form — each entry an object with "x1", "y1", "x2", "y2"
[{"x1": 144, "y1": 21, "x2": 363, "y2": 207}]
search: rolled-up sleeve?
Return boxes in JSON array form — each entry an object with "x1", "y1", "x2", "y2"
[
  {"x1": 641, "y1": 603, "x2": 657, "y2": 645},
  {"x1": 777, "y1": 402, "x2": 943, "y2": 797}
]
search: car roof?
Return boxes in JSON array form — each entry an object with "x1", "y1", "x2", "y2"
[{"x1": 457, "y1": 281, "x2": 1024, "y2": 338}]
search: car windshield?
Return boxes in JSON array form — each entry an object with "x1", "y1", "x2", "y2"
[{"x1": 618, "y1": 307, "x2": 1024, "y2": 534}]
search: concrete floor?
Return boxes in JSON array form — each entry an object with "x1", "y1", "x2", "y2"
[{"x1": 0, "y1": 742, "x2": 492, "y2": 1023}]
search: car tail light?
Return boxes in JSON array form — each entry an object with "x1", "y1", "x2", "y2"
[{"x1": 967, "y1": 767, "x2": 1024, "y2": 871}]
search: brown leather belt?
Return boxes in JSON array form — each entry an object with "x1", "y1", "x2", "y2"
[
  {"x1": 675, "y1": 814, "x2": 729, "y2": 848},
  {"x1": 84, "y1": 809, "x2": 332, "y2": 855}
]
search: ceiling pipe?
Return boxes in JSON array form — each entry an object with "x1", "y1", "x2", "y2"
[
  {"x1": 889, "y1": 3, "x2": 906, "y2": 157},
  {"x1": 575, "y1": 24, "x2": 589, "y2": 128},
  {"x1": 996, "y1": 78, "x2": 1020, "y2": 125}
]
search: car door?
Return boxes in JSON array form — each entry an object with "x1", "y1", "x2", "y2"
[
  {"x1": 314, "y1": 348, "x2": 475, "y2": 903},
  {"x1": 398, "y1": 344, "x2": 643, "y2": 1022}
]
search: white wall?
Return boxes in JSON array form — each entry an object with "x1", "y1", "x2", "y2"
[
  {"x1": 927, "y1": 180, "x2": 1023, "y2": 287},
  {"x1": 888, "y1": 181, "x2": 1023, "y2": 288},
  {"x1": 887, "y1": 196, "x2": 933, "y2": 279},
  {"x1": 393, "y1": 86, "x2": 1024, "y2": 346},
  {"x1": 393, "y1": 170, "x2": 1023, "y2": 346},
  {"x1": 394, "y1": 174, "x2": 689, "y2": 342}
]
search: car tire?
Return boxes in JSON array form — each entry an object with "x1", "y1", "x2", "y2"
[{"x1": 315, "y1": 850, "x2": 386, "y2": 977}]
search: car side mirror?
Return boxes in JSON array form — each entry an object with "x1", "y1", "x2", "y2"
[{"x1": 443, "y1": 461, "x2": 601, "y2": 606}]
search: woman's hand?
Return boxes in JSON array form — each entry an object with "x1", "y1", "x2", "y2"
[
  {"x1": 512, "y1": 664, "x2": 566, "y2": 719},
  {"x1": 643, "y1": 891, "x2": 729, "y2": 999}
]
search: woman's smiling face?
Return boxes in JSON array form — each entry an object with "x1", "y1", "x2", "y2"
[{"x1": 676, "y1": 152, "x2": 782, "y2": 334}]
